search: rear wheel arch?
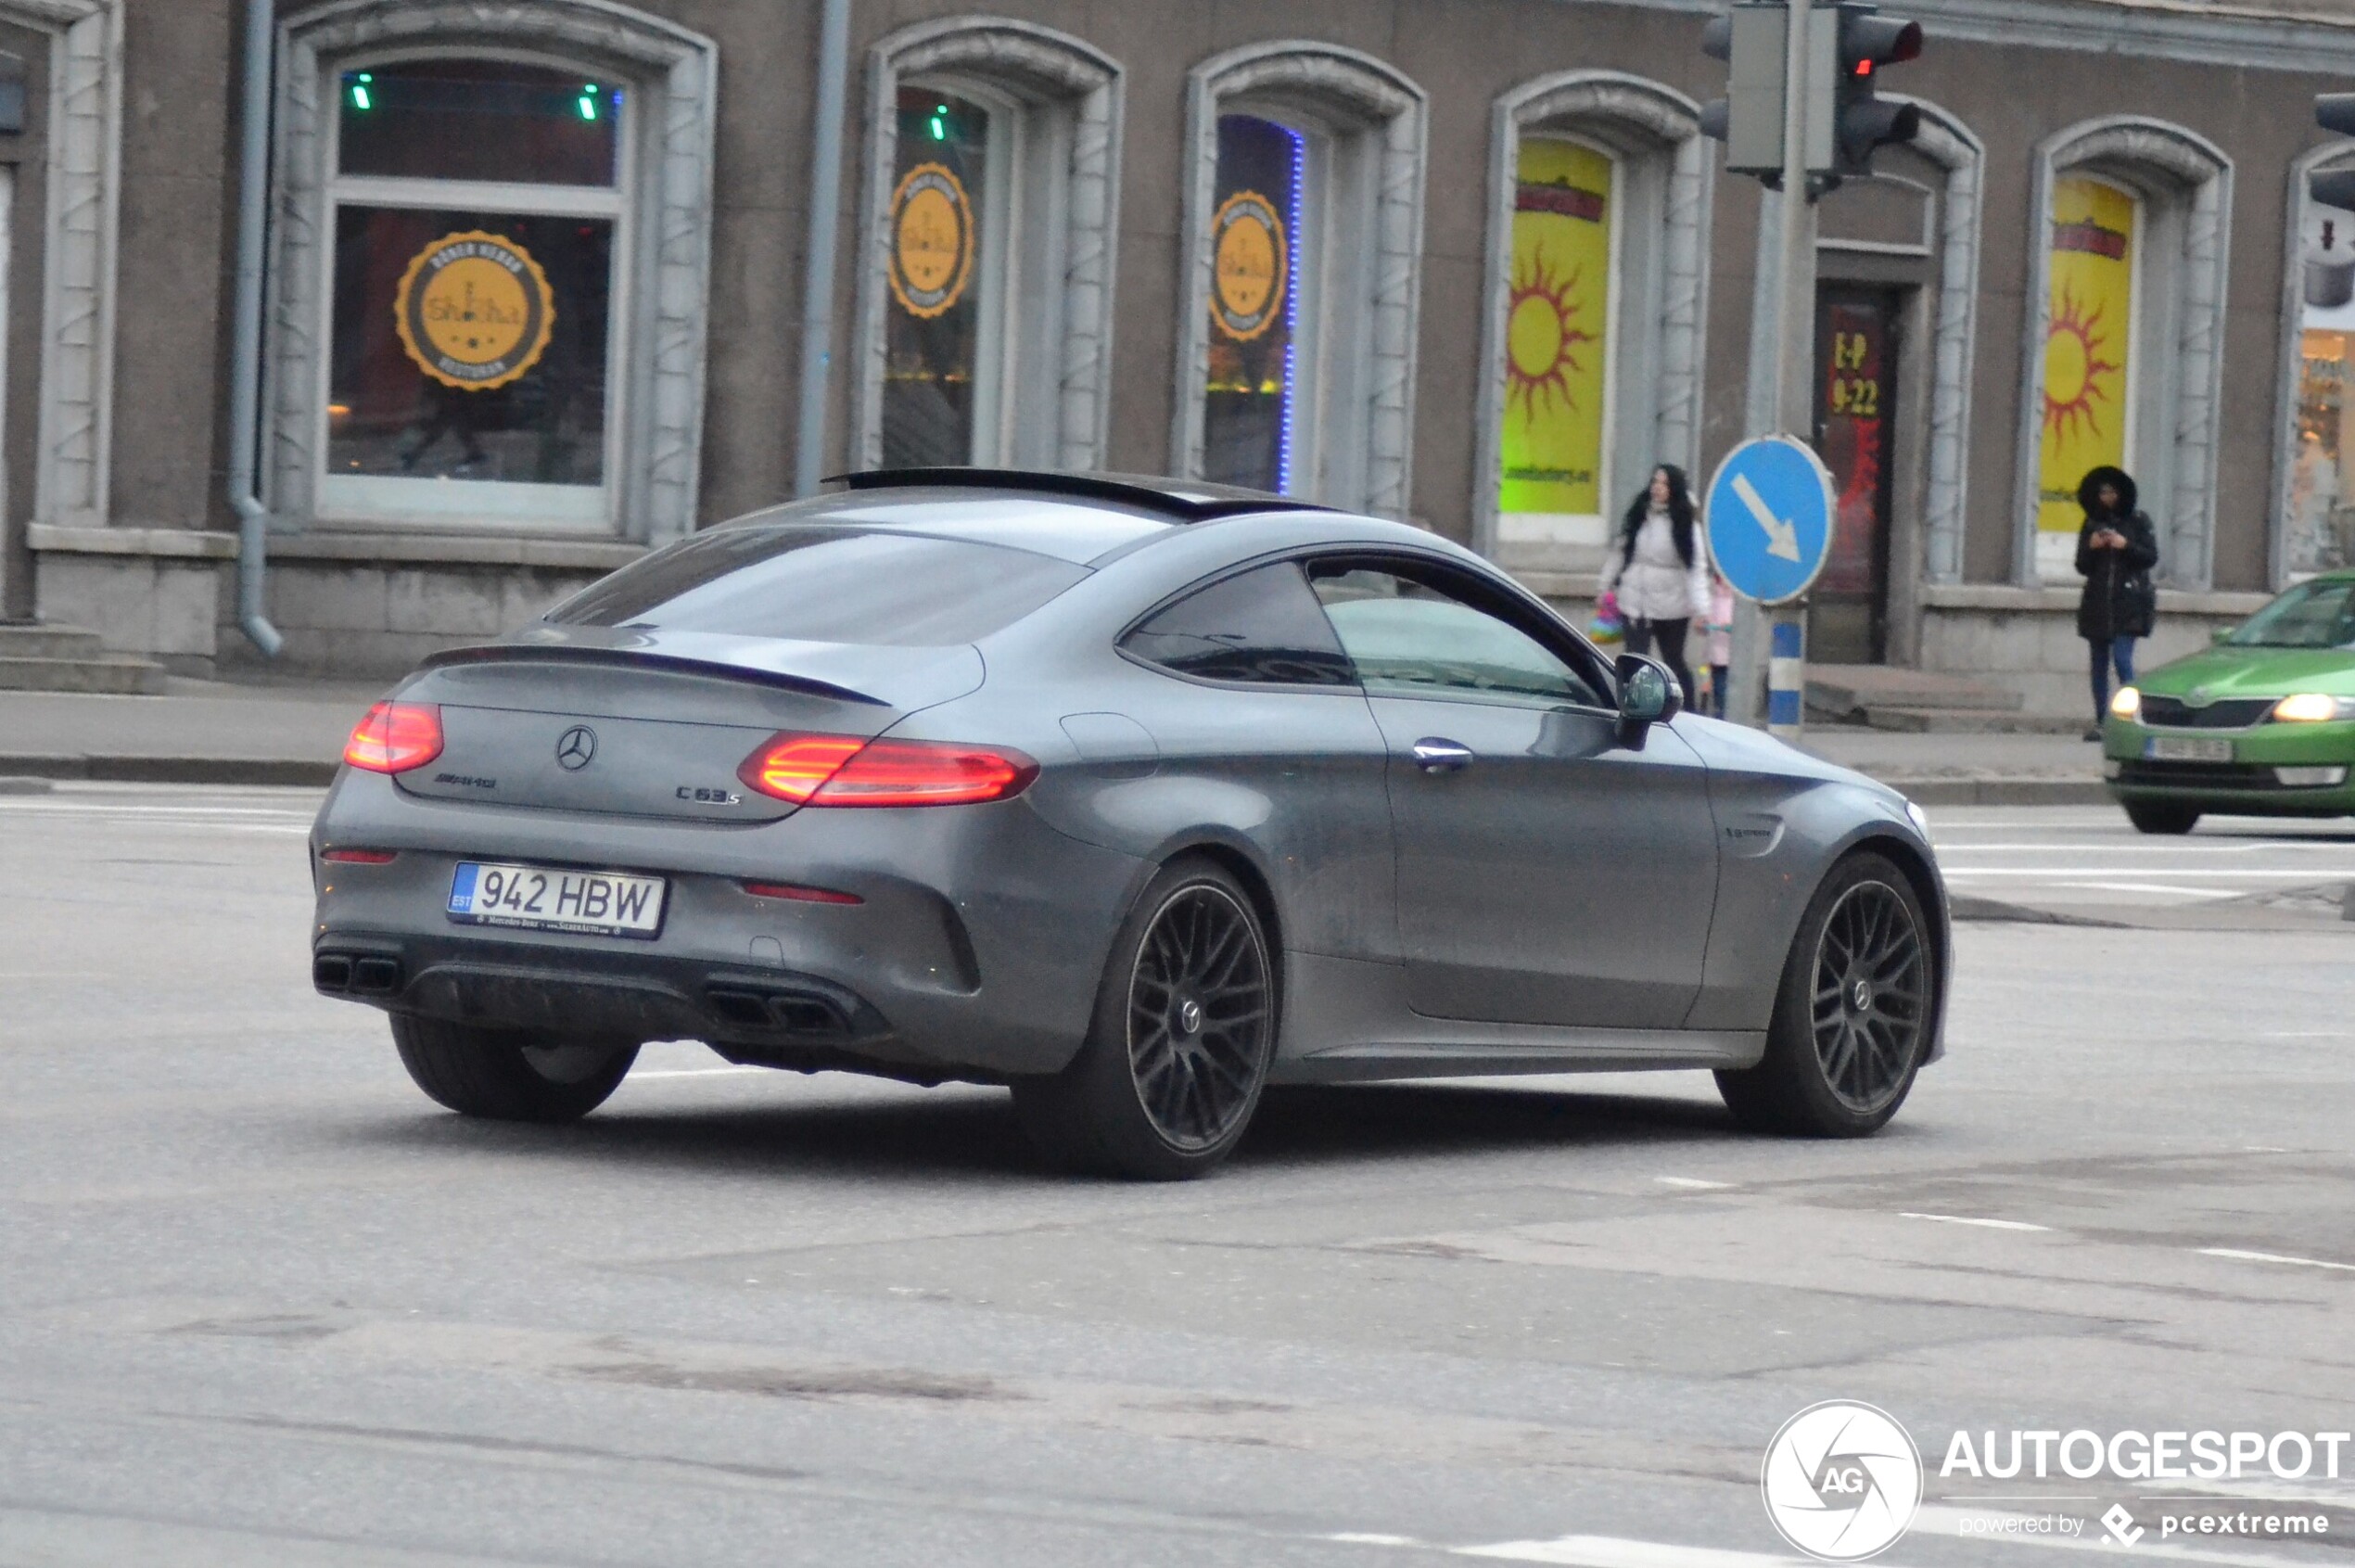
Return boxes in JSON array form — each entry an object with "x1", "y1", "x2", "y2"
[{"x1": 1150, "y1": 837, "x2": 1287, "y2": 1020}]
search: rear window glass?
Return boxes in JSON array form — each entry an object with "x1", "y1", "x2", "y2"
[
  {"x1": 546, "y1": 527, "x2": 1087, "y2": 644},
  {"x1": 1121, "y1": 562, "x2": 1355, "y2": 685}
]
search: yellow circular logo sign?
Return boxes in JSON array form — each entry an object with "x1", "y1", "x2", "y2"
[
  {"x1": 393, "y1": 231, "x2": 555, "y2": 391},
  {"x1": 1212, "y1": 192, "x2": 1287, "y2": 342},
  {"x1": 890, "y1": 163, "x2": 974, "y2": 319}
]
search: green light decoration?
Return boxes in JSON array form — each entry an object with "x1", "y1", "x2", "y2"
[
  {"x1": 350, "y1": 71, "x2": 373, "y2": 112},
  {"x1": 579, "y1": 83, "x2": 599, "y2": 121}
]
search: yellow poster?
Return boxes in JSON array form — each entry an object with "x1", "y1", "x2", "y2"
[
  {"x1": 2038, "y1": 176, "x2": 2135, "y2": 536},
  {"x1": 1499, "y1": 139, "x2": 1611, "y2": 517}
]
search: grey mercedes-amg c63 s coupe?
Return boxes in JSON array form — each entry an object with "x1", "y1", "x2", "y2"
[{"x1": 310, "y1": 469, "x2": 1949, "y2": 1178}]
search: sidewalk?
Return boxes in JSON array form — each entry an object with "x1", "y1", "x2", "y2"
[{"x1": 0, "y1": 674, "x2": 2108, "y2": 801}]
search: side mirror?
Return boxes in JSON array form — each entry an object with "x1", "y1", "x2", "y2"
[
  {"x1": 1614, "y1": 652, "x2": 1683, "y2": 747},
  {"x1": 2210, "y1": 625, "x2": 2235, "y2": 646}
]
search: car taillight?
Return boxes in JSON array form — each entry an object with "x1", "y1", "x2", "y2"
[
  {"x1": 736, "y1": 733, "x2": 1037, "y2": 807},
  {"x1": 343, "y1": 702, "x2": 444, "y2": 773},
  {"x1": 320, "y1": 848, "x2": 399, "y2": 864}
]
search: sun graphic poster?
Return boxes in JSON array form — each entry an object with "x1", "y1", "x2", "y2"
[
  {"x1": 2038, "y1": 176, "x2": 2135, "y2": 540},
  {"x1": 1499, "y1": 139, "x2": 1611, "y2": 520}
]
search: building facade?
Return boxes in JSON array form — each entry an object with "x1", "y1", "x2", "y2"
[{"x1": 4, "y1": 0, "x2": 2354, "y2": 712}]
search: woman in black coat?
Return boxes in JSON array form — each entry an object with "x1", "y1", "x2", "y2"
[{"x1": 2074, "y1": 465, "x2": 2159, "y2": 738}]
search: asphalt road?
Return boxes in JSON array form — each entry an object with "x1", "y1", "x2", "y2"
[
  {"x1": 1929, "y1": 805, "x2": 2355, "y2": 922},
  {"x1": 2, "y1": 784, "x2": 2351, "y2": 1568}
]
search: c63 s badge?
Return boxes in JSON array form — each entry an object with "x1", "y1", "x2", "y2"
[
  {"x1": 677, "y1": 786, "x2": 743, "y2": 806},
  {"x1": 394, "y1": 230, "x2": 556, "y2": 391}
]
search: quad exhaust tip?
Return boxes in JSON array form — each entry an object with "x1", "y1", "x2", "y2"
[{"x1": 314, "y1": 950, "x2": 404, "y2": 997}]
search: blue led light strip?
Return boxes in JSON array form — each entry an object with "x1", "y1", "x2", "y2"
[{"x1": 1279, "y1": 124, "x2": 1305, "y2": 496}]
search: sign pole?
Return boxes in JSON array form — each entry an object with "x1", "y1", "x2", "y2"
[
  {"x1": 1725, "y1": 0, "x2": 1821, "y2": 736},
  {"x1": 1768, "y1": 0, "x2": 1817, "y2": 742}
]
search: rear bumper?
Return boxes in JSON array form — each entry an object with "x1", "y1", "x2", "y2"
[{"x1": 309, "y1": 768, "x2": 1146, "y2": 1078}]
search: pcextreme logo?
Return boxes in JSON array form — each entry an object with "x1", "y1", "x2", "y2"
[{"x1": 1761, "y1": 1401, "x2": 1925, "y2": 1562}]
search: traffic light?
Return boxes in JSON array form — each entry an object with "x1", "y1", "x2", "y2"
[
  {"x1": 2311, "y1": 94, "x2": 2355, "y2": 211},
  {"x1": 1830, "y1": 3, "x2": 1923, "y2": 179},
  {"x1": 1701, "y1": 5, "x2": 1790, "y2": 178}
]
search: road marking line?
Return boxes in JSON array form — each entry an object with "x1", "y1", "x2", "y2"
[
  {"x1": 2199, "y1": 1247, "x2": 2355, "y2": 1273},
  {"x1": 1942, "y1": 868, "x2": 2340, "y2": 878},
  {"x1": 2043, "y1": 882, "x2": 2244, "y2": 899},
  {"x1": 1455, "y1": 1536, "x2": 1815, "y2": 1567},
  {"x1": 1656, "y1": 1177, "x2": 1734, "y2": 1190},
  {"x1": 1324, "y1": 1534, "x2": 1423, "y2": 1548},
  {"x1": 1900, "y1": 1213, "x2": 2052, "y2": 1231}
]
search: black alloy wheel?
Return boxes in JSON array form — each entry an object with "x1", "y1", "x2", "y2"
[
  {"x1": 1717, "y1": 851, "x2": 1935, "y2": 1137},
  {"x1": 1126, "y1": 883, "x2": 1273, "y2": 1152},
  {"x1": 1011, "y1": 857, "x2": 1278, "y2": 1179},
  {"x1": 1808, "y1": 880, "x2": 1929, "y2": 1116}
]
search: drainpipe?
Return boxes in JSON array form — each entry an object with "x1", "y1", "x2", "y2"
[
  {"x1": 792, "y1": 0, "x2": 853, "y2": 497},
  {"x1": 228, "y1": 0, "x2": 283, "y2": 657}
]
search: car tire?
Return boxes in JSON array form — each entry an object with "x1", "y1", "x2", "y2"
[
  {"x1": 1011, "y1": 857, "x2": 1277, "y2": 1180},
  {"x1": 2124, "y1": 801, "x2": 2199, "y2": 835},
  {"x1": 390, "y1": 1014, "x2": 638, "y2": 1123},
  {"x1": 1715, "y1": 851, "x2": 1935, "y2": 1138}
]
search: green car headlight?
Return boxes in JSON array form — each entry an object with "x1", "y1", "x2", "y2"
[
  {"x1": 2270, "y1": 693, "x2": 2355, "y2": 722},
  {"x1": 2108, "y1": 685, "x2": 2140, "y2": 720}
]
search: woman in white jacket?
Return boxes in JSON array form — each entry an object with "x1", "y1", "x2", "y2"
[{"x1": 1596, "y1": 465, "x2": 1711, "y2": 706}]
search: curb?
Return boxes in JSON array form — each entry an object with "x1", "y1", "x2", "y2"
[
  {"x1": 1867, "y1": 777, "x2": 2111, "y2": 807},
  {"x1": 0, "y1": 754, "x2": 337, "y2": 787}
]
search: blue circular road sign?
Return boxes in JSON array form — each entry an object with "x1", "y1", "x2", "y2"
[{"x1": 1704, "y1": 436, "x2": 1836, "y2": 606}]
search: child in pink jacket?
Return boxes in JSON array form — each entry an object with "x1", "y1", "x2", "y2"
[{"x1": 1704, "y1": 574, "x2": 1735, "y2": 718}]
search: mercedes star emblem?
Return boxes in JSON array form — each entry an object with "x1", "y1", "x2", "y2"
[{"x1": 555, "y1": 726, "x2": 598, "y2": 771}]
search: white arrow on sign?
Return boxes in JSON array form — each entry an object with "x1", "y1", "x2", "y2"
[{"x1": 1732, "y1": 473, "x2": 1801, "y2": 563}]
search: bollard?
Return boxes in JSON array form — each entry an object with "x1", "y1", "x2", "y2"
[{"x1": 1767, "y1": 610, "x2": 1806, "y2": 742}]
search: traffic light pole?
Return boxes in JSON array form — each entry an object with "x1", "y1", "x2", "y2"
[{"x1": 1727, "y1": 0, "x2": 1820, "y2": 739}]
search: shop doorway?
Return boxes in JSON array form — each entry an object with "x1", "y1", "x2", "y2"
[{"x1": 1811, "y1": 286, "x2": 1902, "y2": 664}]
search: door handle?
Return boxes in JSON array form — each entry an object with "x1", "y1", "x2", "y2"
[{"x1": 1411, "y1": 738, "x2": 1474, "y2": 773}]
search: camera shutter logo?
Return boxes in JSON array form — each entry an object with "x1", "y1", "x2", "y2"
[
  {"x1": 1211, "y1": 192, "x2": 1287, "y2": 342},
  {"x1": 890, "y1": 163, "x2": 975, "y2": 320},
  {"x1": 393, "y1": 230, "x2": 555, "y2": 391},
  {"x1": 1761, "y1": 1401, "x2": 1923, "y2": 1562},
  {"x1": 555, "y1": 727, "x2": 598, "y2": 771}
]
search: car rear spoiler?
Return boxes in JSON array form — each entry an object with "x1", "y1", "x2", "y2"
[{"x1": 418, "y1": 643, "x2": 887, "y2": 707}]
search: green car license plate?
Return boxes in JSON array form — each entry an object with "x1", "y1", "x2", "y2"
[{"x1": 2145, "y1": 735, "x2": 2233, "y2": 763}]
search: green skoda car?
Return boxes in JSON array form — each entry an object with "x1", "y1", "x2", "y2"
[{"x1": 2105, "y1": 570, "x2": 2355, "y2": 834}]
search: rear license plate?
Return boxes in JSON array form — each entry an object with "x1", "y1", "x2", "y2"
[
  {"x1": 446, "y1": 861, "x2": 666, "y2": 938},
  {"x1": 2145, "y1": 735, "x2": 2234, "y2": 763}
]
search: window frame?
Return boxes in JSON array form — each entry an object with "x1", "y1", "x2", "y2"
[
  {"x1": 1303, "y1": 548, "x2": 1620, "y2": 714},
  {"x1": 851, "y1": 19, "x2": 1125, "y2": 475},
  {"x1": 313, "y1": 62, "x2": 636, "y2": 532},
  {"x1": 1174, "y1": 42, "x2": 1426, "y2": 519},
  {"x1": 2012, "y1": 116, "x2": 2233, "y2": 589},
  {"x1": 262, "y1": 0, "x2": 719, "y2": 549}
]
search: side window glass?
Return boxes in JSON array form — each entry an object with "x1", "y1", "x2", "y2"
[
  {"x1": 1308, "y1": 563, "x2": 1604, "y2": 708},
  {"x1": 1121, "y1": 562, "x2": 1356, "y2": 686}
]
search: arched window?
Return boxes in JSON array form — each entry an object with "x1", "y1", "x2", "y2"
[
  {"x1": 2015, "y1": 119, "x2": 2231, "y2": 587},
  {"x1": 266, "y1": 1, "x2": 718, "y2": 543},
  {"x1": 852, "y1": 19, "x2": 1123, "y2": 472},
  {"x1": 1474, "y1": 72, "x2": 1710, "y2": 569},
  {"x1": 2274, "y1": 142, "x2": 2355, "y2": 585},
  {"x1": 1175, "y1": 44, "x2": 1426, "y2": 516}
]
